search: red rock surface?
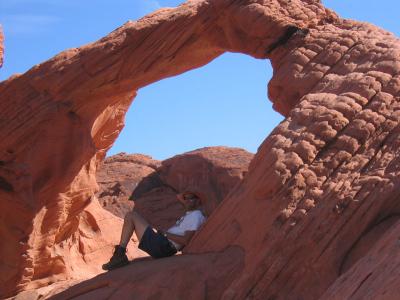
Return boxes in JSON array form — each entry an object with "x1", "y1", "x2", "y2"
[
  {"x1": 0, "y1": 0, "x2": 399, "y2": 299},
  {"x1": 50, "y1": 247, "x2": 244, "y2": 300},
  {"x1": 157, "y1": 147, "x2": 253, "y2": 215},
  {"x1": 321, "y1": 217, "x2": 400, "y2": 299},
  {"x1": 96, "y1": 153, "x2": 160, "y2": 217},
  {"x1": 133, "y1": 146, "x2": 254, "y2": 229}
]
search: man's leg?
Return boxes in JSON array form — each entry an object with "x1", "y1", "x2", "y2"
[
  {"x1": 103, "y1": 210, "x2": 150, "y2": 270},
  {"x1": 119, "y1": 210, "x2": 150, "y2": 247}
]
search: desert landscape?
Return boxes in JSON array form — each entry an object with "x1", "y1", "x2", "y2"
[{"x1": 1, "y1": 0, "x2": 400, "y2": 299}]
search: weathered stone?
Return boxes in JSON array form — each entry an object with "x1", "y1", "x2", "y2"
[
  {"x1": 96, "y1": 153, "x2": 160, "y2": 217},
  {"x1": 133, "y1": 146, "x2": 254, "y2": 229},
  {"x1": 50, "y1": 247, "x2": 244, "y2": 300},
  {"x1": 322, "y1": 217, "x2": 400, "y2": 299},
  {"x1": 97, "y1": 147, "x2": 253, "y2": 230}
]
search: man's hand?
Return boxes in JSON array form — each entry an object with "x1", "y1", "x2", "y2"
[{"x1": 165, "y1": 230, "x2": 196, "y2": 247}]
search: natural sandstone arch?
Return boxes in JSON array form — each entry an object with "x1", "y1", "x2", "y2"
[{"x1": 1, "y1": 0, "x2": 400, "y2": 299}]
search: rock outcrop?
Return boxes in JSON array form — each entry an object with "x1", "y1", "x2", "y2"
[
  {"x1": 1, "y1": 0, "x2": 400, "y2": 299},
  {"x1": 133, "y1": 146, "x2": 253, "y2": 229},
  {"x1": 96, "y1": 153, "x2": 161, "y2": 217},
  {"x1": 97, "y1": 147, "x2": 253, "y2": 229},
  {"x1": 321, "y1": 217, "x2": 400, "y2": 299},
  {"x1": 50, "y1": 247, "x2": 244, "y2": 300}
]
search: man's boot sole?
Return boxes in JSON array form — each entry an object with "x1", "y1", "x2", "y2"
[{"x1": 102, "y1": 259, "x2": 129, "y2": 271}]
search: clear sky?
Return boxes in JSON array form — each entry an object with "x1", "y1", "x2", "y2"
[{"x1": 0, "y1": 0, "x2": 398, "y2": 160}]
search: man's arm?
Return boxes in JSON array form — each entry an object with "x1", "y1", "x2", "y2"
[{"x1": 165, "y1": 230, "x2": 196, "y2": 247}]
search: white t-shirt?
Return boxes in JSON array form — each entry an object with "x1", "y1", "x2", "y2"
[{"x1": 167, "y1": 210, "x2": 206, "y2": 250}]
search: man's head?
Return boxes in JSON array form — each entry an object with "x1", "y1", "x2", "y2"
[{"x1": 179, "y1": 192, "x2": 201, "y2": 211}]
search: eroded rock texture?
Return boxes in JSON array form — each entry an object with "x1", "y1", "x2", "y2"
[{"x1": 1, "y1": 0, "x2": 400, "y2": 299}]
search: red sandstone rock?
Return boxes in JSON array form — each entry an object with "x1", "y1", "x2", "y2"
[
  {"x1": 158, "y1": 146, "x2": 253, "y2": 215},
  {"x1": 50, "y1": 247, "x2": 244, "y2": 300},
  {"x1": 97, "y1": 147, "x2": 253, "y2": 229},
  {"x1": 321, "y1": 217, "x2": 400, "y2": 299},
  {"x1": 133, "y1": 146, "x2": 254, "y2": 229},
  {"x1": 1, "y1": 0, "x2": 400, "y2": 299},
  {"x1": 96, "y1": 153, "x2": 160, "y2": 218}
]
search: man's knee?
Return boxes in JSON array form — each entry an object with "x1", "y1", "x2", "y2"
[
  {"x1": 124, "y1": 211, "x2": 135, "y2": 223},
  {"x1": 130, "y1": 210, "x2": 149, "y2": 228},
  {"x1": 130, "y1": 210, "x2": 144, "y2": 222},
  {"x1": 125, "y1": 210, "x2": 143, "y2": 222}
]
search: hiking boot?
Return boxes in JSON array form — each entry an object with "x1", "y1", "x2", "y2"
[{"x1": 102, "y1": 245, "x2": 129, "y2": 271}]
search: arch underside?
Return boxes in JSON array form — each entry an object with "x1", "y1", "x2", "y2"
[{"x1": 0, "y1": 0, "x2": 400, "y2": 299}]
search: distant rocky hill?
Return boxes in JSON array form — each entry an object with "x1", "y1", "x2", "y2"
[{"x1": 96, "y1": 153, "x2": 161, "y2": 218}]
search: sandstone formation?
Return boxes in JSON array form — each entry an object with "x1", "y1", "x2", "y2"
[
  {"x1": 51, "y1": 247, "x2": 244, "y2": 300},
  {"x1": 133, "y1": 146, "x2": 254, "y2": 229},
  {"x1": 1, "y1": 0, "x2": 399, "y2": 299},
  {"x1": 321, "y1": 217, "x2": 400, "y2": 299},
  {"x1": 96, "y1": 153, "x2": 161, "y2": 217},
  {"x1": 97, "y1": 147, "x2": 253, "y2": 230}
]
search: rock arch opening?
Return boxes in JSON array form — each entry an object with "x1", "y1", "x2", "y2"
[{"x1": 107, "y1": 52, "x2": 281, "y2": 160}]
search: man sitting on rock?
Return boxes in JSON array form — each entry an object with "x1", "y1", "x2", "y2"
[{"x1": 102, "y1": 191, "x2": 206, "y2": 270}]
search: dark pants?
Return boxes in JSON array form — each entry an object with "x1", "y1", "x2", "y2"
[{"x1": 138, "y1": 226, "x2": 177, "y2": 258}]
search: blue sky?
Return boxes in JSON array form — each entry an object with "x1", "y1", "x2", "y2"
[{"x1": 0, "y1": 1, "x2": 399, "y2": 160}]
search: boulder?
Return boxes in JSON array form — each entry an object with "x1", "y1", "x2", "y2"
[
  {"x1": 96, "y1": 153, "x2": 160, "y2": 218},
  {"x1": 133, "y1": 146, "x2": 254, "y2": 229},
  {"x1": 96, "y1": 146, "x2": 253, "y2": 230}
]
